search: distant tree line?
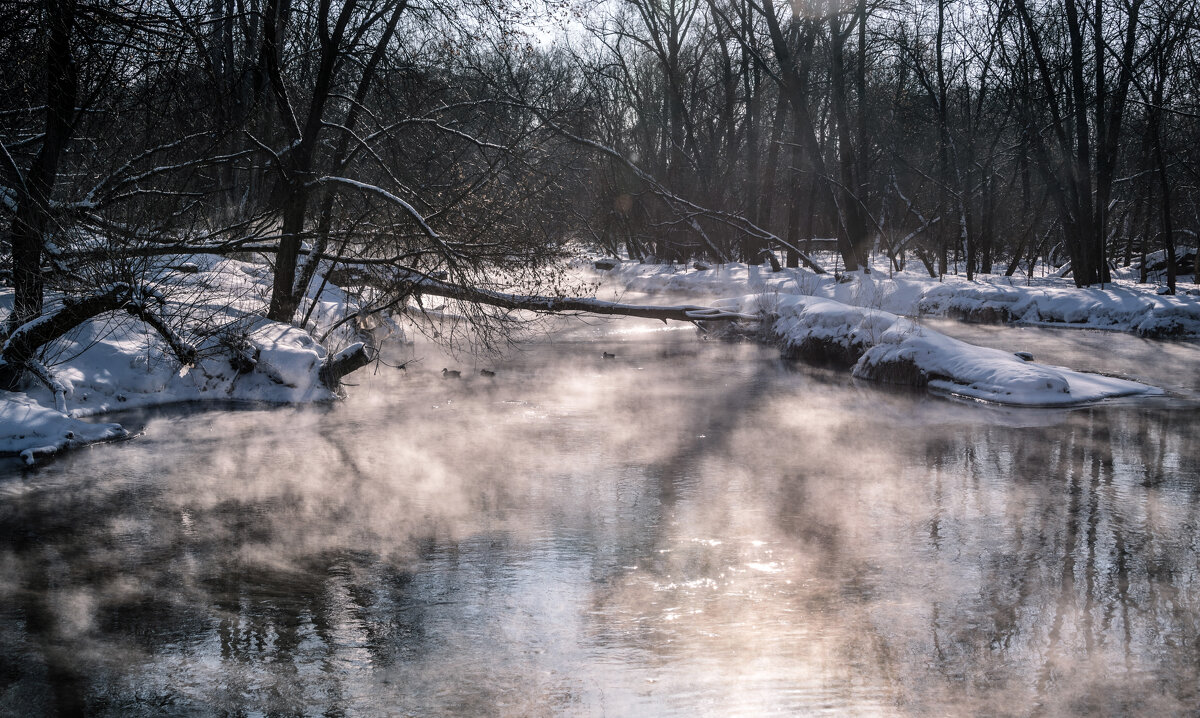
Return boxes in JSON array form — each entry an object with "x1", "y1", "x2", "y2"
[{"x1": 573, "y1": 0, "x2": 1200, "y2": 290}]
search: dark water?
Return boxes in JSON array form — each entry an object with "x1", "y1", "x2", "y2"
[{"x1": 1, "y1": 320, "x2": 1198, "y2": 716}]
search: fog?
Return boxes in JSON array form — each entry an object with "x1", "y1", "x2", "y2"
[{"x1": 1, "y1": 317, "x2": 1197, "y2": 716}]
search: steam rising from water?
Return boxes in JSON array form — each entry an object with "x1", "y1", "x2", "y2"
[{"x1": 0, "y1": 318, "x2": 1197, "y2": 716}]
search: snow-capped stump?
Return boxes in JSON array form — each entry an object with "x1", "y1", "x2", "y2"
[{"x1": 321, "y1": 343, "x2": 373, "y2": 388}]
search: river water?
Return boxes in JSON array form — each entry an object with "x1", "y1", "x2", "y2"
[{"x1": 1, "y1": 318, "x2": 1198, "y2": 716}]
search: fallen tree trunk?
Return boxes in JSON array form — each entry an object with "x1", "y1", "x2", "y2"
[
  {"x1": 379, "y1": 270, "x2": 760, "y2": 323},
  {"x1": 319, "y1": 342, "x2": 373, "y2": 389},
  {"x1": 308, "y1": 267, "x2": 763, "y2": 385}
]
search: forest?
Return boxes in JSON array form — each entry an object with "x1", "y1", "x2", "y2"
[{"x1": 2, "y1": 0, "x2": 1199, "y2": 394}]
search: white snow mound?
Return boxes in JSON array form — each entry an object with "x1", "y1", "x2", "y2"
[
  {"x1": 0, "y1": 394, "x2": 127, "y2": 465},
  {"x1": 718, "y1": 293, "x2": 1160, "y2": 406}
]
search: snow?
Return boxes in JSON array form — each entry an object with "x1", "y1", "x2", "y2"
[
  {"x1": 594, "y1": 258, "x2": 1200, "y2": 338},
  {"x1": 917, "y1": 282, "x2": 1200, "y2": 337},
  {"x1": 713, "y1": 293, "x2": 1158, "y2": 406},
  {"x1": 1, "y1": 250, "x2": 1185, "y2": 463},
  {"x1": 317, "y1": 176, "x2": 440, "y2": 239},
  {"x1": 1, "y1": 256, "x2": 372, "y2": 464},
  {"x1": 328, "y1": 341, "x2": 365, "y2": 365},
  {"x1": 600, "y1": 260, "x2": 1167, "y2": 407},
  {"x1": 242, "y1": 321, "x2": 328, "y2": 393},
  {"x1": 0, "y1": 393, "x2": 126, "y2": 465}
]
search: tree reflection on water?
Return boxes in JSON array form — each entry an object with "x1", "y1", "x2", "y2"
[{"x1": 0, "y1": 329, "x2": 1196, "y2": 716}]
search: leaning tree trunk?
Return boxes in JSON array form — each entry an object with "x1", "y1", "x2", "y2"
[{"x1": 0, "y1": 284, "x2": 196, "y2": 392}]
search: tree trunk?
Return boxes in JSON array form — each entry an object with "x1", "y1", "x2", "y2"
[
  {"x1": 7, "y1": 0, "x2": 78, "y2": 330},
  {"x1": 1150, "y1": 63, "x2": 1175, "y2": 294},
  {"x1": 758, "y1": 93, "x2": 788, "y2": 234},
  {"x1": 784, "y1": 115, "x2": 806, "y2": 268},
  {"x1": 829, "y1": 16, "x2": 868, "y2": 271},
  {"x1": 1, "y1": 285, "x2": 195, "y2": 391},
  {"x1": 263, "y1": 0, "x2": 359, "y2": 323},
  {"x1": 268, "y1": 187, "x2": 310, "y2": 321}
]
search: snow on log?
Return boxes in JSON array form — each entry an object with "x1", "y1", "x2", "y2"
[
  {"x1": 316, "y1": 266, "x2": 759, "y2": 324},
  {"x1": 395, "y1": 272, "x2": 759, "y2": 323},
  {"x1": 320, "y1": 342, "x2": 374, "y2": 389},
  {"x1": 124, "y1": 302, "x2": 197, "y2": 367},
  {"x1": 25, "y1": 358, "x2": 69, "y2": 413},
  {"x1": 1, "y1": 284, "x2": 197, "y2": 391}
]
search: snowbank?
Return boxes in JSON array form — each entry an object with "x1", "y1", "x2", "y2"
[
  {"x1": 0, "y1": 394, "x2": 127, "y2": 465},
  {"x1": 917, "y1": 283, "x2": 1200, "y2": 337},
  {"x1": 593, "y1": 259, "x2": 1200, "y2": 337},
  {"x1": 2, "y1": 256, "x2": 372, "y2": 464},
  {"x1": 715, "y1": 294, "x2": 1160, "y2": 406}
]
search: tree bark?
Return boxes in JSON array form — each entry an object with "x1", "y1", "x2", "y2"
[{"x1": 7, "y1": 0, "x2": 78, "y2": 330}]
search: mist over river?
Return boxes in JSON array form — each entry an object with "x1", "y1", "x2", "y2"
[{"x1": 1, "y1": 317, "x2": 1198, "y2": 716}]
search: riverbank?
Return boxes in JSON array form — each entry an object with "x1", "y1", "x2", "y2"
[
  {"x1": 1, "y1": 256, "x2": 374, "y2": 464},
  {"x1": 3, "y1": 253, "x2": 1185, "y2": 464},
  {"x1": 592, "y1": 259, "x2": 1168, "y2": 406},
  {"x1": 595, "y1": 258, "x2": 1200, "y2": 338}
]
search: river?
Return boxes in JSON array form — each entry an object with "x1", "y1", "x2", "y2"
[{"x1": 1, "y1": 317, "x2": 1197, "y2": 716}]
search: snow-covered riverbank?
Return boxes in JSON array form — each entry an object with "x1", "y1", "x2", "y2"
[
  {"x1": 719, "y1": 293, "x2": 1157, "y2": 406},
  {"x1": 1, "y1": 257, "x2": 371, "y2": 464},
  {"x1": 594, "y1": 260, "x2": 1168, "y2": 407},
  {"x1": 599, "y1": 259, "x2": 1200, "y2": 337},
  {"x1": 2, "y1": 253, "x2": 1184, "y2": 464}
]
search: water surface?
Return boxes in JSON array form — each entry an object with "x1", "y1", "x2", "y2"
[{"x1": 1, "y1": 319, "x2": 1198, "y2": 716}]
